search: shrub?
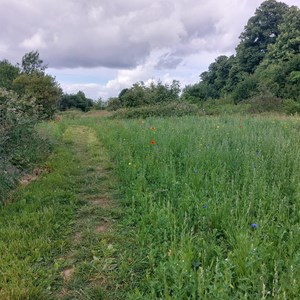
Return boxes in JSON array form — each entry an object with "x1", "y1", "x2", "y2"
[
  {"x1": 0, "y1": 88, "x2": 50, "y2": 203},
  {"x1": 283, "y1": 99, "x2": 300, "y2": 115},
  {"x1": 111, "y1": 102, "x2": 201, "y2": 119},
  {"x1": 247, "y1": 88, "x2": 283, "y2": 113}
]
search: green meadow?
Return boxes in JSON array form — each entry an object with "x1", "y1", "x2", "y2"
[{"x1": 1, "y1": 114, "x2": 300, "y2": 299}]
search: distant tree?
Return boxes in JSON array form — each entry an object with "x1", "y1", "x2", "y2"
[
  {"x1": 200, "y1": 55, "x2": 235, "y2": 98},
  {"x1": 13, "y1": 73, "x2": 62, "y2": 118},
  {"x1": 93, "y1": 97, "x2": 107, "y2": 110},
  {"x1": 21, "y1": 50, "x2": 47, "y2": 74},
  {"x1": 182, "y1": 82, "x2": 219, "y2": 102},
  {"x1": 118, "y1": 80, "x2": 181, "y2": 108},
  {"x1": 59, "y1": 91, "x2": 93, "y2": 112},
  {"x1": 106, "y1": 97, "x2": 122, "y2": 111},
  {"x1": 0, "y1": 60, "x2": 20, "y2": 90},
  {"x1": 236, "y1": 0, "x2": 289, "y2": 73}
]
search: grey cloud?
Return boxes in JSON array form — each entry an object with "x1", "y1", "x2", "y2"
[
  {"x1": 155, "y1": 53, "x2": 183, "y2": 70},
  {"x1": 1, "y1": 0, "x2": 297, "y2": 70}
]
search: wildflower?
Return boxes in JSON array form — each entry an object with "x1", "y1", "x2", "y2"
[
  {"x1": 193, "y1": 169, "x2": 199, "y2": 174},
  {"x1": 151, "y1": 127, "x2": 155, "y2": 131},
  {"x1": 128, "y1": 162, "x2": 132, "y2": 166},
  {"x1": 150, "y1": 140, "x2": 155, "y2": 145},
  {"x1": 251, "y1": 223, "x2": 258, "y2": 229}
]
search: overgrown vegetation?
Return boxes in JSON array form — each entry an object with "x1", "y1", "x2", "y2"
[
  {"x1": 104, "y1": 0, "x2": 299, "y2": 117},
  {"x1": 2, "y1": 114, "x2": 300, "y2": 299},
  {"x1": 1, "y1": 0, "x2": 300, "y2": 297},
  {"x1": 182, "y1": 0, "x2": 299, "y2": 108},
  {"x1": 0, "y1": 51, "x2": 58, "y2": 203},
  {"x1": 59, "y1": 91, "x2": 94, "y2": 112},
  {"x1": 106, "y1": 80, "x2": 181, "y2": 111},
  {"x1": 95, "y1": 114, "x2": 300, "y2": 299},
  {"x1": 111, "y1": 102, "x2": 201, "y2": 119}
]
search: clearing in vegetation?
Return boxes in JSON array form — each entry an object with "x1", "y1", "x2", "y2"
[{"x1": 1, "y1": 113, "x2": 300, "y2": 299}]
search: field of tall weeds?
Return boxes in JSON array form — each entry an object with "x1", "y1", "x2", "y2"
[{"x1": 89, "y1": 114, "x2": 300, "y2": 299}]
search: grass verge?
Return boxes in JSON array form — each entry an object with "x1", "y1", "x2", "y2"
[{"x1": 0, "y1": 120, "x2": 131, "y2": 299}]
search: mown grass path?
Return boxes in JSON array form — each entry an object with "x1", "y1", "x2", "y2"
[{"x1": 0, "y1": 124, "x2": 127, "y2": 299}]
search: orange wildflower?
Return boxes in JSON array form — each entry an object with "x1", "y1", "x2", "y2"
[{"x1": 150, "y1": 140, "x2": 155, "y2": 145}]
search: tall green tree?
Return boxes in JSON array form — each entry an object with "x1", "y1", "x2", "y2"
[
  {"x1": 12, "y1": 51, "x2": 62, "y2": 118},
  {"x1": 265, "y1": 6, "x2": 300, "y2": 62},
  {"x1": 13, "y1": 73, "x2": 62, "y2": 118},
  {"x1": 236, "y1": 0, "x2": 289, "y2": 73},
  {"x1": 256, "y1": 6, "x2": 300, "y2": 100},
  {"x1": 21, "y1": 50, "x2": 47, "y2": 75}
]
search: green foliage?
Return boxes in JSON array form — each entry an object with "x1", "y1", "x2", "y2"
[
  {"x1": 185, "y1": 0, "x2": 299, "y2": 108},
  {"x1": 255, "y1": 6, "x2": 300, "y2": 100},
  {"x1": 201, "y1": 97, "x2": 250, "y2": 115},
  {"x1": 231, "y1": 74, "x2": 260, "y2": 103},
  {"x1": 111, "y1": 102, "x2": 201, "y2": 119},
  {"x1": 106, "y1": 97, "x2": 123, "y2": 111},
  {"x1": 118, "y1": 80, "x2": 181, "y2": 108},
  {"x1": 59, "y1": 91, "x2": 94, "y2": 112},
  {"x1": 183, "y1": 56, "x2": 235, "y2": 102},
  {"x1": 0, "y1": 60, "x2": 20, "y2": 90},
  {"x1": 0, "y1": 88, "x2": 50, "y2": 203},
  {"x1": 93, "y1": 97, "x2": 107, "y2": 110},
  {"x1": 256, "y1": 55, "x2": 300, "y2": 100},
  {"x1": 95, "y1": 115, "x2": 300, "y2": 298},
  {"x1": 247, "y1": 88, "x2": 283, "y2": 113},
  {"x1": 236, "y1": 0, "x2": 289, "y2": 73},
  {"x1": 283, "y1": 99, "x2": 300, "y2": 114},
  {"x1": 201, "y1": 55, "x2": 235, "y2": 97},
  {"x1": 21, "y1": 50, "x2": 47, "y2": 74},
  {"x1": 0, "y1": 129, "x2": 82, "y2": 298},
  {"x1": 13, "y1": 73, "x2": 62, "y2": 119},
  {"x1": 2, "y1": 116, "x2": 300, "y2": 298},
  {"x1": 266, "y1": 6, "x2": 300, "y2": 62},
  {"x1": 182, "y1": 81, "x2": 218, "y2": 102}
]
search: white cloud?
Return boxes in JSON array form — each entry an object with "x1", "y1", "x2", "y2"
[{"x1": 20, "y1": 30, "x2": 47, "y2": 49}]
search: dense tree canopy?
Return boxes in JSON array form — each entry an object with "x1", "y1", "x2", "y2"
[
  {"x1": 113, "y1": 80, "x2": 180, "y2": 109},
  {"x1": 0, "y1": 60, "x2": 20, "y2": 90},
  {"x1": 13, "y1": 73, "x2": 62, "y2": 118},
  {"x1": 59, "y1": 91, "x2": 94, "y2": 112},
  {"x1": 236, "y1": 0, "x2": 289, "y2": 74},
  {"x1": 183, "y1": 0, "x2": 299, "y2": 104}
]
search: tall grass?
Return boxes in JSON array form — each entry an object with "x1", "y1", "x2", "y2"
[{"x1": 90, "y1": 115, "x2": 300, "y2": 299}]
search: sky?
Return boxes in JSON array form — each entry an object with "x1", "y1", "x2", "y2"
[{"x1": 0, "y1": 0, "x2": 299, "y2": 100}]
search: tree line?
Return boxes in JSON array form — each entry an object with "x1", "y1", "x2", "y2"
[
  {"x1": 106, "y1": 0, "x2": 299, "y2": 110},
  {"x1": 1, "y1": 0, "x2": 299, "y2": 115},
  {"x1": 182, "y1": 0, "x2": 299, "y2": 104}
]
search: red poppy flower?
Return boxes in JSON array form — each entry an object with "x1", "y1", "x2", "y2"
[
  {"x1": 150, "y1": 140, "x2": 155, "y2": 145},
  {"x1": 151, "y1": 127, "x2": 155, "y2": 131}
]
